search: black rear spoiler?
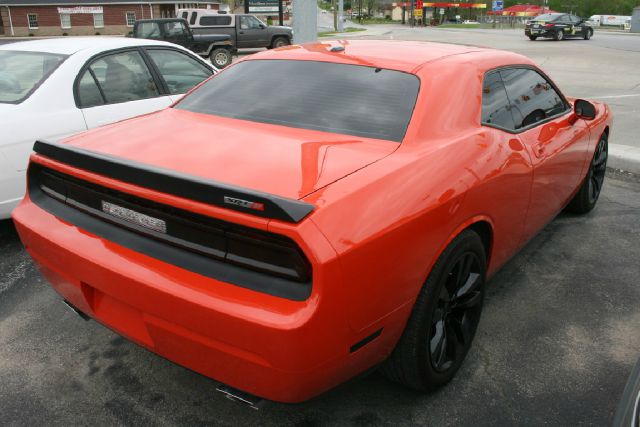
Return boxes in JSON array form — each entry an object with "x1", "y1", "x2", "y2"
[{"x1": 32, "y1": 140, "x2": 314, "y2": 223}]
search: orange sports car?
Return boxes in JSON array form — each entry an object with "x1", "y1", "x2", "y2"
[{"x1": 13, "y1": 40, "x2": 612, "y2": 404}]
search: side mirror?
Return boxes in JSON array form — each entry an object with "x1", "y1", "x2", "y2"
[
  {"x1": 259, "y1": 23, "x2": 266, "y2": 29},
  {"x1": 574, "y1": 99, "x2": 596, "y2": 120}
]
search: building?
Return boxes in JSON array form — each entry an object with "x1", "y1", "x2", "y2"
[{"x1": 0, "y1": 0, "x2": 220, "y2": 36}]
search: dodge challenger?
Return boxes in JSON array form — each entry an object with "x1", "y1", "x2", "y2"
[{"x1": 12, "y1": 40, "x2": 612, "y2": 403}]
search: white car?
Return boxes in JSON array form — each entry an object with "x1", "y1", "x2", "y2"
[{"x1": 0, "y1": 37, "x2": 216, "y2": 219}]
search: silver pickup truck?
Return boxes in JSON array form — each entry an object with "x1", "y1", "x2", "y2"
[{"x1": 178, "y1": 9, "x2": 293, "y2": 50}]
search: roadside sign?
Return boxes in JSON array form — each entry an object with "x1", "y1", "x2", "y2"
[
  {"x1": 492, "y1": 0, "x2": 503, "y2": 12},
  {"x1": 247, "y1": 0, "x2": 279, "y2": 14},
  {"x1": 439, "y1": 8, "x2": 445, "y2": 14},
  {"x1": 414, "y1": 9, "x2": 423, "y2": 17}
]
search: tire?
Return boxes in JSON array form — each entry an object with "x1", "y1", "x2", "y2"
[
  {"x1": 528, "y1": 35, "x2": 538, "y2": 41},
  {"x1": 381, "y1": 229, "x2": 486, "y2": 392},
  {"x1": 210, "y1": 48, "x2": 232, "y2": 69},
  {"x1": 565, "y1": 132, "x2": 608, "y2": 214},
  {"x1": 555, "y1": 30, "x2": 564, "y2": 41},
  {"x1": 584, "y1": 29, "x2": 593, "y2": 40},
  {"x1": 271, "y1": 36, "x2": 290, "y2": 49}
]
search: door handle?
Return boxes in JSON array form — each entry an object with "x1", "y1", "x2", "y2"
[{"x1": 239, "y1": 31, "x2": 245, "y2": 34}]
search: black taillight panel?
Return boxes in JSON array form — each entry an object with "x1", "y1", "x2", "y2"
[{"x1": 28, "y1": 163, "x2": 313, "y2": 299}]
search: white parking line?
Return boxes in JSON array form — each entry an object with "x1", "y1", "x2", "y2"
[{"x1": 589, "y1": 94, "x2": 640, "y2": 99}]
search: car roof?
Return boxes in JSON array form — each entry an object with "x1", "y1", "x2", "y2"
[
  {"x1": 0, "y1": 36, "x2": 175, "y2": 55},
  {"x1": 248, "y1": 40, "x2": 526, "y2": 74}
]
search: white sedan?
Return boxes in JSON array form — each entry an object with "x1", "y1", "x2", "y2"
[{"x1": 0, "y1": 37, "x2": 216, "y2": 219}]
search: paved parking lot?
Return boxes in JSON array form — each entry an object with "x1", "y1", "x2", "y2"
[{"x1": 1, "y1": 27, "x2": 640, "y2": 426}]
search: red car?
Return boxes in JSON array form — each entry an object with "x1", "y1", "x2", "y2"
[{"x1": 13, "y1": 40, "x2": 611, "y2": 403}]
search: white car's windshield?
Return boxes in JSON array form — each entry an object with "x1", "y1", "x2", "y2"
[{"x1": 0, "y1": 50, "x2": 67, "y2": 104}]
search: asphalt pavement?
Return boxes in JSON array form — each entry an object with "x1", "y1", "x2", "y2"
[{"x1": 1, "y1": 172, "x2": 639, "y2": 426}]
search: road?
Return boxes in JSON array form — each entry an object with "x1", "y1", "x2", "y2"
[{"x1": 1, "y1": 173, "x2": 639, "y2": 426}]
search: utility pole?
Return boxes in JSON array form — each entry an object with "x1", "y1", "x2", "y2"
[
  {"x1": 337, "y1": 0, "x2": 344, "y2": 32},
  {"x1": 292, "y1": 0, "x2": 317, "y2": 43},
  {"x1": 332, "y1": 0, "x2": 337, "y2": 31},
  {"x1": 409, "y1": 0, "x2": 414, "y2": 27}
]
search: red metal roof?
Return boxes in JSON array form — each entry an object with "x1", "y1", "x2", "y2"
[{"x1": 487, "y1": 4, "x2": 557, "y2": 16}]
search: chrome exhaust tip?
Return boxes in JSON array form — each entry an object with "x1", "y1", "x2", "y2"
[{"x1": 216, "y1": 384, "x2": 264, "y2": 410}]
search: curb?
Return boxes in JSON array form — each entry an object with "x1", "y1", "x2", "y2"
[{"x1": 609, "y1": 144, "x2": 640, "y2": 175}]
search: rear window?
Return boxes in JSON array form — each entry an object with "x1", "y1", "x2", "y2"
[
  {"x1": 199, "y1": 15, "x2": 232, "y2": 26},
  {"x1": 176, "y1": 60, "x2": 420, "y2": 142},
  {"x1": 0, "y1": 50, "x2": 67, "y2": 103}
]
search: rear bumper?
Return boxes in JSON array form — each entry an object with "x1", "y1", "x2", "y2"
[{"x1": 13, "y1": 195, "x2": 396, "y2": 403}]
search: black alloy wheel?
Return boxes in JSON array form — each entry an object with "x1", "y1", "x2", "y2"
[
  {"x1": 584, "y1": 29, "x2": 593, "y2": 40},
  {"x1": 555, "y1": 30, "x2": 564, "y2": 41},
  {"x1": 429, "y1": 251, "x2": 484, "y2": 372},
  {"x1": 566, "y1": 132, "x2": 608, "y2": 213},
  {"x1": 587, "y1": 135, "x2": 608, "y2": 205},
  {"x1": 381, "y1": 229, "x2": 486, "y2": 391}
]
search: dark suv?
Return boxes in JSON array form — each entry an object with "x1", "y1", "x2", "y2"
[
  {"x1": 525, "y1": 13, "x2": 594, "y2": 41},
  {"x1": 134, "y1": 18, "x2": 233, "y2": 68}
]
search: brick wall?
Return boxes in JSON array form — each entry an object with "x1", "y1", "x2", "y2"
[{"x1": 3, "y1": 4, "x2": 155, "y2": 36}]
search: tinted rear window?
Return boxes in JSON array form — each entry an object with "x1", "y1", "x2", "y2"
[
  {"x1": 199, "y1": 15, "x2": 232, "y2": 26},
  {"x1": 176, "y1": 60, "x2": 420, "y2": 142}
]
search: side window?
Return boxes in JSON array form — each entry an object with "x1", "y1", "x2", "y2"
[
  {"x1": 500, "y1": 68, "x2": 567, "y2": 130},
  {"x1": 163, "y1": 21, "x2": 187, "y2": 37},
  {"x1": 146, "y1": 49, "x2": 212, "y2": 94},
  {"x1": 248, "y1": 16, "x2": 264, "y2": 29},
  {"x1": 137, "y1": 21, "x2": 161, "y2": 39},
  {"x1": 200, "y1": 15, "x2": 232, "y2": 26},
  {"x1": 189, "y1": 12, "x2": 197, "y2": 25},
  {"x1": 84, "y1": 50, "x2": 159, "y2": 105},
  {"x1": 482, "y1": 71, "x2": 516, "y2": 131},
  {"x1": 77, "y1": 70, "x2": 104, "y2": 108},
  {"x1": 181, "y1": 11, "x2": 188, "y2": 20},
  {"x1": 240, "y1": 16, "x2": 262, "y2": 30}
]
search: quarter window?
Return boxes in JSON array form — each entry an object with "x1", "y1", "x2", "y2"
[
  {"x1": 93, "y1": 13, "x2": 104, "y2": 28},
  {"x1": 27, "y1": 14, "x2": 38, "y2": 29},
  {"x1": 79, "y1": 50, "x2": 159, "y2": 106},
  {"x1": 481, "y1": 71, "x2": 516, "y2": 130},
  {"x1": 146, "y1": 49, "x2": 212, "y2": 94},
  {"x1": 60, "y1": 13, "x2": 71, "y2": 29},
  {"x1": 77, "y1": 71, "x2": 104, "y2": 108},
  {"x1": 500, "y1": 68, "x2": 567, "y2": 130},
  {"x1": 126, "y1": 11, "x2": 136, "y2": 27}
]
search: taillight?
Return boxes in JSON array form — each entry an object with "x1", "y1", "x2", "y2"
[{"x1": 226, "y1": 230, "x2": 311, "y2": 283}]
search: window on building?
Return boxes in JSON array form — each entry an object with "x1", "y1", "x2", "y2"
[
  {"x1": 126, "y1": 11, "x2": 136, "y2": 27},
  {"x1": 94, "y1": 13, "x2": 104, "y2": 28},
  {"x1": 60, "y1": 13, "x2": 71, "y2": 29},
  {"x1": 27, "y1": 14, "x2": 38, "y2": 29}
]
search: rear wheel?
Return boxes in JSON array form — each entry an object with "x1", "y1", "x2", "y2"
[
  {"x1": 584, "y1": 29, "x2": 593, "y2": 40},
  {"x1": 271, "y1": 36, "x2": 290, "y2": 48},
  {"x1": 210, "y1": 48, "x2": 232, "y2": 69},
  {"x1": 528, "y1": 35, "x2": 538, "y2": 41},
  {"x1": 381, "y1": 229, "x2": 486, "y2": 391},
  {"x1": 555, "y1": 30, "x2": 564, "y2": 41},
  {"x1": 566, "y1": 132, "x2": 608, "y2": 214}
]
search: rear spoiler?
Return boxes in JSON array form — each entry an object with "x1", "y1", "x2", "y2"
[{"x1": 32, "y1": 140, "x2": 314, "y2": 223}]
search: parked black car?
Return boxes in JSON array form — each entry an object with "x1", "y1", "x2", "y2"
[
  {"x1": 133, "y1": 18, "x2": 233, "y2": 68},
  {"x1": 525, "y1": 13, "x2": 594, "y2": 41}
]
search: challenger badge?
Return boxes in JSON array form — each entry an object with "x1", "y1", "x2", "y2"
[
  {"x1": 101, "y1": 201, "x2": 167, "y2": 234},
  {"x1": 224, "y1": 196, "x2": 265, "y2": 211}
]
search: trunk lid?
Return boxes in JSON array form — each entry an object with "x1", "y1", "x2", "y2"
[{"x1": 60, "y1": 108, "x2": 398, "y2": 200}]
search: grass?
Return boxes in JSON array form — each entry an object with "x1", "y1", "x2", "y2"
[{"x1": 318, "y1": 27, "x2": 367, "y2": 37}]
